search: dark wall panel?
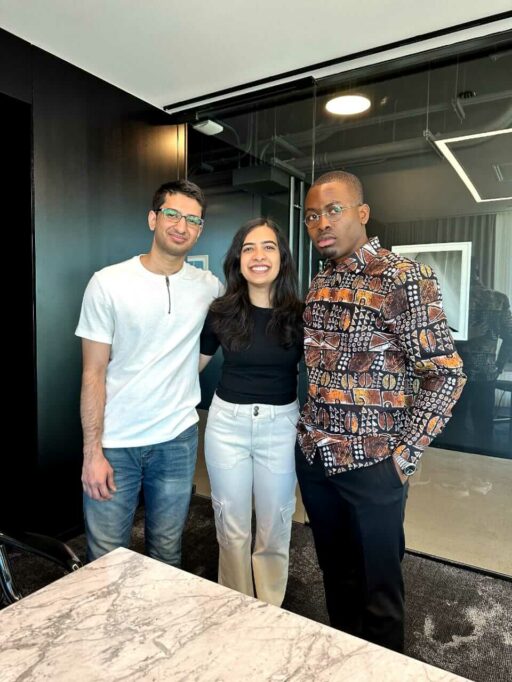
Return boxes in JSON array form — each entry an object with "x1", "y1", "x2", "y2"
[
  {"x1": 0, "y1": 28, "x2": 32, "y2": 102},
  {"x1": 0, "y1": 29, "x2": 185, "y2": 535},
  {"x1": 0, "y1": 91, "x2": 34, "y2": 530}
]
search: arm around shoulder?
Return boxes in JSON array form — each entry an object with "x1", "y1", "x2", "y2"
[{"x1": 199, "y1": 354, "x2": 213, "y2": 372}]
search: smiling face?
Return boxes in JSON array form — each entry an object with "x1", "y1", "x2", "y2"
[
  {"x1": 240, "y1": 224, "x2": 281, "y2": 294},
  {"x1": 305, "y1": 181, "x2": 370, "y2": 263},
  {"x1": 148, "y1": 191, "x2": 203, "y2": 259}
]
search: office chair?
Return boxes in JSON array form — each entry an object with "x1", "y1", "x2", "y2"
[{"x1": 0, "y1": 529, "x2": 82, "y2": 606}]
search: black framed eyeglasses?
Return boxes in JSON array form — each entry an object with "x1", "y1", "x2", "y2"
[
  {"x1": 155, "y1": 207, "x2": 204, "y2": 229},
  {"x1": 304, "y1": 203, "x2": 362, "y2": 228}
]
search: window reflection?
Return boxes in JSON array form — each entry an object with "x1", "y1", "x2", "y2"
[
  {"x1": 186, "y1": 32, "x2": 512, "y2": 574},
  {"x1": 442, "y1": 256, "x2": 512, "y2": 455}
]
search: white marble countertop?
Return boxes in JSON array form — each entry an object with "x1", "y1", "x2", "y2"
[{"x1": 0, "y1": 547, "x2": 468, "y2": 681}]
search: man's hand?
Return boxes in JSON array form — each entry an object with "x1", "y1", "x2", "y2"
[
  {"x1": 392, "y1": 454, "x2": 409, "y2": 486},
  {"x1": 82, "y1": 446, "x2": 116, "y2": 501}
]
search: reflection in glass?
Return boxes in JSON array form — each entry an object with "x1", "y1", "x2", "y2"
[
  {"x1": 442, "y1": 258, "x2": 512, "y2": 455},
  {"x1": 184, "y1": 33, "x2": 512, "y2": 574}
]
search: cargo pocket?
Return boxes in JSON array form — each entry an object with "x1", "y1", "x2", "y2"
[
  {"x1": 211, "y1": 494, "x2": 228, "y2": 547},
  {"x1": 280, "y1": 500, "x2": 296, "y2": 534}
]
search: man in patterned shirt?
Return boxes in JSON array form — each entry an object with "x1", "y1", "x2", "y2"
[{"x1": 296, "y1": 170, "x2": 466, "y2": 652}]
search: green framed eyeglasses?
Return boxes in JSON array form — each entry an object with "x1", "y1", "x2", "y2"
[{"x1": 155, "y1": 207, "x2": 204, "y2": 229}]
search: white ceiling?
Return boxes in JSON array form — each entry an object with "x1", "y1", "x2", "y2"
[{"x1": 0, "y1": 1, "x2": 511, "y2": 112}]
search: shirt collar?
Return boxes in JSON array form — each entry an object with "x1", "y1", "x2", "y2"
[{"x1": 327, "y1": 236, "x2": 381, "y2": 275}]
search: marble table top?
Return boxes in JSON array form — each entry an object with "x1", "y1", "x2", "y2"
[{"x1": 0, "y1": 547, "x2": 468, "y2": 681}]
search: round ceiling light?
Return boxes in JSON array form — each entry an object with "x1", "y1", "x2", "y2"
[{"x1": 326, "y1": 95, "x2": 371, "y2": 115}]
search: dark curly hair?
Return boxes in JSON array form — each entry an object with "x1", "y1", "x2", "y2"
[{"x1": 210, "y1": 218, "x2": 303, "y2": 351}]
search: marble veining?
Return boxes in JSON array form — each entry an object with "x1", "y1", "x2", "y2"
[{"x1": 0, "y1": 548, "x2": 468, "y2": 681}]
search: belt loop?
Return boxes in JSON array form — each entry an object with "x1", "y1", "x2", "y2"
[
  {"x1": 233, "y1": 404, "x2": 240, "y2": 418},
  {"x1": 270, "y1": 404, "x2": 275, "y2": 419}
]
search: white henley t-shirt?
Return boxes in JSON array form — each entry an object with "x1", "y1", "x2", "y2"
[{"x1": 75, "y1": 256, "x2": 222, "y2": 448}]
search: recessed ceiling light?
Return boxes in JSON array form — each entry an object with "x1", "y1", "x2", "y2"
[{"x1": 326, "y1": 95, "x2": 371, "y2": 115}]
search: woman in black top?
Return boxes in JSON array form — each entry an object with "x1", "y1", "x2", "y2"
[{"x1": 199, "y1": 218, "x2": 303, "y2": 606}]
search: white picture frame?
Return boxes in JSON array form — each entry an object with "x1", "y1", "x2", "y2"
[
  {"x1": 391, "y1": 241, "x2": 472, "y2": 341},
  {"x1": 187, "y1": 254, "x2": 209, "y2": 270}
]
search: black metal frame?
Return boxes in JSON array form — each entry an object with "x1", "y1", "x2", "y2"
[{"x1": 0, "y1": 530, "x2": 83, "y2": 606}]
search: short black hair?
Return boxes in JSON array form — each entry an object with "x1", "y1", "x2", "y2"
[
  {"x1": 312, "y1": 171, "x2": 364, "y2": 204},
  {"x1": 152, "y1": 180, "x2": 207, "y2": 217}
]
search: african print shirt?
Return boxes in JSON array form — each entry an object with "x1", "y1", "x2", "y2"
[{"x1": 298, "y1": 236, "x2": 466, "y2": 476}]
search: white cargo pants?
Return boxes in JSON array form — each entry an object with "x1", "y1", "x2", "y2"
[{"x1": 205, "y1": 393, "x2": 299, "y2": 606}]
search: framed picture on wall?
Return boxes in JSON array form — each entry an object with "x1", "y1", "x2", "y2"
[
  {"x1": 187, "y1": 255, "x2": 209, "y2": 270},
  {"x1": 391, "y1": 241, "x2": 472, "y2": 341}
]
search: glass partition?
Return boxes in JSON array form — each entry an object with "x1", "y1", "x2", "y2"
[
  {"x1": 185, "y1": 32, "x2": 512, "y2": 575},
  {"x1": 187, "y1": 81, "x2": 316, "y2": 293},
  {"x1": 311, "y1": 39, "x2": 511, "y2": 575}
]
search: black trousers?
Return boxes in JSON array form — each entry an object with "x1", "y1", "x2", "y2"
[{"x1": 295, "y1": 444, "x2": 407, "y2": 652}]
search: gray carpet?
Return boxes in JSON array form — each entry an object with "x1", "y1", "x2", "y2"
[{"x1": 3, "y1": 495, "x2": 511, "y2": 682}]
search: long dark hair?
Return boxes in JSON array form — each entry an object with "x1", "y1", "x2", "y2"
[{"x1": 210, "y1": 218, "x2": 303, "y2": 351}]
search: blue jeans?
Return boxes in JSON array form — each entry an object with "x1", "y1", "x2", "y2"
[{"x1": 83, "y1": 424, "x2": 198, "y2": 566}]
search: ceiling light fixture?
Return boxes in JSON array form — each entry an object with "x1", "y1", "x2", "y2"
[
  {"x1": 434, "y1": 128, "x2": 512, "y2": 202},
  {"x1": 326, "y1": 95, "x2": 371, "y2": 116},
  {"x1": 192, "y1": 119, "x2": 224, "y2": 136}
]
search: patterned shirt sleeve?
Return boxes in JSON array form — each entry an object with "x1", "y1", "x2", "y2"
[{"x1": 381, "y1": 264, "x2": 467, "y2": 464}]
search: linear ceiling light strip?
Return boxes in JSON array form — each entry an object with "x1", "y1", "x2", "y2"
[{"x1": 435, "y1": 129, "x2": 512, "y2": 203}]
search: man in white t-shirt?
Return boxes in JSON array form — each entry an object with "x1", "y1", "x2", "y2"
[{"x1": 75, "y1": 180, "x2": 222, "y2": 565}]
